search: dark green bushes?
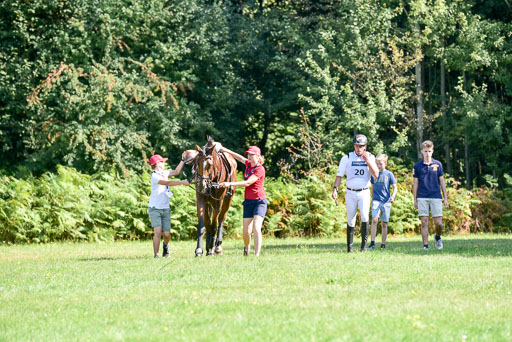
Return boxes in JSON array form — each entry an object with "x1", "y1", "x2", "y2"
[
  {"x1": 1, "y1": 166, "x2": 511, "y2": 244},
  {"x1": 1, "y1": 166, "x2": 148, "y2": 243}
]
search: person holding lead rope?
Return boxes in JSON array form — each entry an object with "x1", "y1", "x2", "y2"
[{"x1": 332, "y1": 134, "x2": 379, "y2": 252}]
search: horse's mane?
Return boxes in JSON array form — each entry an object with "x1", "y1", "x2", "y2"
[{"x1": 203, "y1": 136, "x2": 216, "y2": 155}]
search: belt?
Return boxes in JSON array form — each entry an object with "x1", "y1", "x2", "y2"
[{"x1": 347, "y1": 187, "x2": 369, "y2": 192}]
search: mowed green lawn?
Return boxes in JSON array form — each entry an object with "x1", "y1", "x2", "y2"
[{"x1": 1, "y1": 235, "x2": 511, "y2": 341}]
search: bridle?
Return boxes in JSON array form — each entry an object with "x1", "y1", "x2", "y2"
[{"x1": 187, "y1": 150, "x2": 231, "y2": 201}]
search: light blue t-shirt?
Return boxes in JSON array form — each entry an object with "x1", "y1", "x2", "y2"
[{"x1": 371, "y1": 170, "x2": 397, "y2": 203}]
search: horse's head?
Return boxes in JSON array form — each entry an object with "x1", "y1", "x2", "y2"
[{"x1": 194, "y1": 144, "x2": 220, "y2": 193}]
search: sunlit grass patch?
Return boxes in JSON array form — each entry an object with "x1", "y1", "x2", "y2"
[{"x1": 1, "y1": 235, "x2": 511, "y2": 341}]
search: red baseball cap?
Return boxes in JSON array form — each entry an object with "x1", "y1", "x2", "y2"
[
  {"x1": 244, "y1": 146, "x2": 261, "y2": 155},
  {"x1": 149, "y1": 154, "x2": 168, "y2": 165}
]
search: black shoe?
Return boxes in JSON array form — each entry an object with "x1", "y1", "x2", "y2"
[
  {"x1": 162, "y1": 243, "x2": 170, "y2": 258},
  {"x1": 380, "y1": 244, "x2": 386, "y2": 249},
  {"x1": 367, "y1": 245, "x2": 376, "y2": 250},
  {"x1": 243, "y1": 248, "x2": 248, "y2": 256}
]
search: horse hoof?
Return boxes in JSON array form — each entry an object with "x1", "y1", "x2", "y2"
[
  {"x1": 206, "y1": 251, "x2": 214, "y2": 256},
  {"x1": 195, "y1": 248, "x2": 203, "y2": 257},
  {"x1": 215, "y1": 246, "x2": 223, "y2": 255}
]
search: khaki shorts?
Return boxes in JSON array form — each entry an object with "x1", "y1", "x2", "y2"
[
  {"x1": 148, "y1": 207, "x2": 171, "y2": 232},
  {"x1": 417, "y1": 198, "x2": 443, "y2": 217}
]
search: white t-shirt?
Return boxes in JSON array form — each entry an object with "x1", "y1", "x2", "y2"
[
  {"x1": 336, "y1": 152, "x2": 375, "y2": 189},
  {"x1": 148, "y1": 170, "x2": 171, "y2": 209}
]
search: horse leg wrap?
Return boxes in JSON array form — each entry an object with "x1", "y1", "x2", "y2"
[
  {"x1": 195, "y1": 226, "x2": 205, "y2": 256},
  {"x1": 360, "y1": 222, "x2": 369, "y2": 251},
  {"x1": 214, "y1": 239, "x2": 223, "y2": 255},
  {"x1": 347, "y1": 225, "x2": 354, "y2": 253},
  {"x1": 206, "y1": 232, "x2": 213, "y2": 254}
]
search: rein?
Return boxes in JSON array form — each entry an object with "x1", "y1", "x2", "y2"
[{"x1": 188, "y1": 151, "x2": 233, "y2": 201}]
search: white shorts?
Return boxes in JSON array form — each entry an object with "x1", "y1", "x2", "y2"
[
  {"x1": 345, "y1": 188, "x2": 371, "y2": 227},
  {"x1": 417, "y1": 198, "x2": 443, "y2": 217}
]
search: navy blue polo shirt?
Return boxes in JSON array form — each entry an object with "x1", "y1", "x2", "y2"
[{"x1": 413, "y1": 159, "x2": 444, "y2": 199}]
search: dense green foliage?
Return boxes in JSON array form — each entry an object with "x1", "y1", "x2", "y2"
[
  {"x1": 1, "y1": 0, "x2": 511, "y2": 188},
  {"x1": 1, "y1": 165, "x2": 510, "y2": 243},
  {"x1": 1, "y1": 237, "x2": 512, "y2": 341}
]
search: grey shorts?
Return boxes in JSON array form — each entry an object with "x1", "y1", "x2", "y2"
[
  {"x1": 371, "y1": 201, "x2": 392, "y2": 222},
  {"x1": 148, "y1": 207, "x2": 171, "y2": 232},
  {"x1": 417, "y1": 198, "x2": 443, "y2": 217}
]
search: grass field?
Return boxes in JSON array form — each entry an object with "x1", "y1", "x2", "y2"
[{"x1": 1, "y1": 235, "x2": 512, "y2": 341}]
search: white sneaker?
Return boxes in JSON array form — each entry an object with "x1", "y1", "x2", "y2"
[{"x1": 434, "y1": 235, "x2": 443, "y2": 250}]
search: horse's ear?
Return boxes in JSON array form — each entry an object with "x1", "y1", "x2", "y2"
[
  {"x1": 183, "y1": 150, "x2": 198, "y2": 164},
  {"x1": 196, "y1": 145, "x2": 202, "y2": 152}
]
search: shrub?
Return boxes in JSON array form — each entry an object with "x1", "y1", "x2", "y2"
[
  {"x1": 1, "y1": 166, "x2": 510, "y2": 243},
  {"x1": 265, "y1": 171, "x2": 344, "y2": 238}
]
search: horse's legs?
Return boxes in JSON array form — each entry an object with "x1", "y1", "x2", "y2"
[
  {"x1": 214, "y1": 224, "x2": 223, "y2": 254},
  {"x1": 195, "y1": 197, "x2": 205, "y2": 257},
  {"x1": 211, "y1": 204, "x2": 222, "y2": 255},
  {"x1": 205, "y1": 204, "x2": 215, "y2": 256},
  {"x1": 215, "y1": 194, "x2": 234, "y2": 254},
  {"x1": 196, "y1": 216, "x2": 205, "y2": 256}
]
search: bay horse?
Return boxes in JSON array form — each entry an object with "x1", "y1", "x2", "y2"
[{"x1": 183, "y1": 138, "x2": 237, "y2": 256}]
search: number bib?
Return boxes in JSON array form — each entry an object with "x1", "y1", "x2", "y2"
[{"x1": 337, "y1": 152, "x2": 374, "y2": 189}]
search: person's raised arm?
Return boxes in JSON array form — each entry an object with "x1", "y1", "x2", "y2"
[
  {"x1": 168, "y1": 160, "x2": 185, "y2": 177},
  {"x1": 362, "y1": 152, "x2": 379, "y2": 178},
  {"x1": 219, "y1": 146, "x2": 247, "y2": 164}
]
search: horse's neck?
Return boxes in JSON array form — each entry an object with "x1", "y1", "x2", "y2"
[{"x1": 204, "y1": 151, "x2": 232, "y2": 182}]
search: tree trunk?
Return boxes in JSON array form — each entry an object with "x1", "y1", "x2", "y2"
[
  {"x1": 453, "y1": 146, "x2": 458, "y2": 180},
  {"x1": 428, "y1": 64, "x2": 432, "y2": 128},
  {"x1": 440, "y1": 61, "x2": 451, "y2": 176},
  {"x1": 415, "y1": 33, "x2": 423, "y2": 158},
  {"x1": 463, "y1": 71, "x2": 471, "y2": 190},
  {"x1": 465, "y1": 131, "x2": 471, "y2": 189},
  {"x1": 260, "y1": 102, "x2": 271, "y2": 156}
]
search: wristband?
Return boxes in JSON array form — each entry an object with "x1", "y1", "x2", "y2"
[{"x1": 333, "y1": 186, "x2": 338, "y2": 190}]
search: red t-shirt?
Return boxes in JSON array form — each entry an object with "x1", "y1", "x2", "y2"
[{"x1": 244, "y1": 160, "x2": 266, "y2": 200}]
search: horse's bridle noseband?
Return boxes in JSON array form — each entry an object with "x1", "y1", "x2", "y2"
[{"x1": 189, "y1": 152, "x2": 232, "y2": 201}]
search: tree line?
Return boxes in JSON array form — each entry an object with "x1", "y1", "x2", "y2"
[{"x1": 1, "y1": 0, "x2": 510, "y2": 188}]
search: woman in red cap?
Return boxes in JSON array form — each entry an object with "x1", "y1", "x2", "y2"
[
  {"x1": 219, "y1": 146, "x2": 266, "y2": 256},
  {"x1": 148, "y1": 154, "x2": 189, "y2": 258}
]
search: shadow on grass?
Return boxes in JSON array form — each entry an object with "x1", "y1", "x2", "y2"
[
  {"x1": 77, "y1": 255, "x2": 148, "y2": 262},
  {"x1": 262, "y1": 237, "x2": 512, "y2": 257}
]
